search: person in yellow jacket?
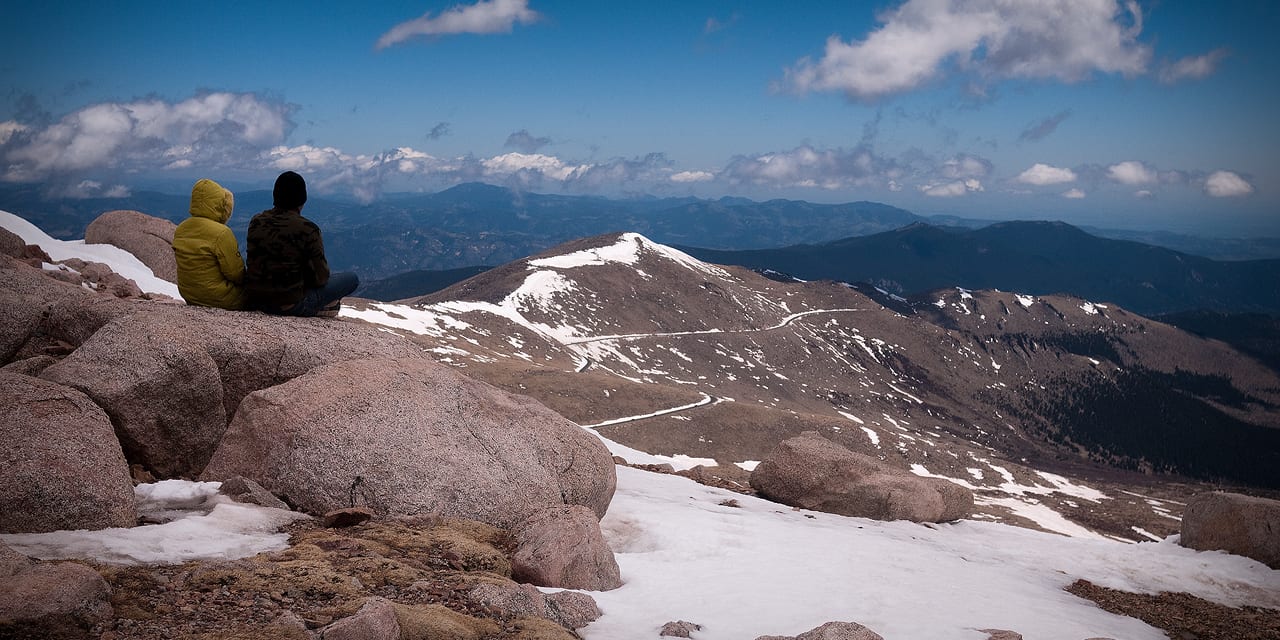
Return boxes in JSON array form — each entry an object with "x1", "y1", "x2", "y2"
[{"x1": 172, "y1": 178, "x2": 246, "y2": 309}]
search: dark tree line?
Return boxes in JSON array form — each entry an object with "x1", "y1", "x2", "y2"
[{"x1": 1025, "y1": 368, "x2": 1280, "y2": 488}]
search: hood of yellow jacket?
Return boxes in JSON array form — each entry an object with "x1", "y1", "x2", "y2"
[{"x1": 189, "y1": 178, "x2": 234, "y2": 224}]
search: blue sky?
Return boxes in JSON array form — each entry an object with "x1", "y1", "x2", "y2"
[{"x1": 2, "y1": 0, "x2": 1278, "y2": 235}]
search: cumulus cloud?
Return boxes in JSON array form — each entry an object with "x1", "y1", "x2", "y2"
[
  {"x1": 920, "y1": 179, "x2": 983, "y2": 197},
  {"x1": 783, "y1": 0, "x2": 1149, "y2": 100},
  {"x1": 1062, "y1": 188, "x2": 1086, "y2": 199},
  {"x1": 1204, "y1": 170, "x2": 1254, "y2": 198},
  {"x1": 1106, "y1": 160, "x2": 1157, "y2": 185},
  {"x1": 504, "y1": 129, "x2": 552, "y2": 153},
  {"x1": 265, "y1": 144, "x2": 361, "y2": 173},
  {"x1": 1159, "y1": 48, "x2": 1229, "y2": 84},
  {"x1": 483, "y1": 152, "x2": 588, "y2": 182},
  {"x1": 376, "y1": 0, "x2": 539, "y2": 49},
  {"x1": 722, "y1": 145, "x2": 900, "y2": 190},
  {"x1": 1134, "y1": 189, "x2": 1154, "y2": 199},
  {"x1": 940, "y1": 154, "x2": 992, "y2": 180},
  {"x1": 0, "y1": 120, "x2": 27, "y2": 145},
  {"x1": 671, "y1": 170, "x2": 714, "y2": 183},
  {"x1": 262, "y1": 144, "x2": 479, "y2": 203},
  {"x1": 563, "y1": 153, "x2": 676, "y2": 192},
  {"x1": 1019, "y1": 110, "x2": 1072, "y2": 142},
  {"x1": 2, "y1": 92, "x2": 294, "y2": 182},
  {"x1": 1017, "y1": 163, "x2": 1077, "y2": 185}
]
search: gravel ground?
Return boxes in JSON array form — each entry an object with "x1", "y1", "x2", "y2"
[{"x1": 1066, "y1": 579, "x2": 1280, "y2": 640}]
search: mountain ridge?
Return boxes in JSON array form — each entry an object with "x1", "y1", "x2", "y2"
[
  {"x1": 6, "y1": 183, "x2": 1280, "y2": 283},
  {"x1": 346, "y1": 231, "x2": 1280, "y2": 503},
  {"x1": 678, "y1": 220, "x2": 1280, "y2": 315}
]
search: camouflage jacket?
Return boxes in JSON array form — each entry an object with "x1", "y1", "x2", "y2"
[{"x1": 244, "y1": 208, "x2": 330, "y2": 309}]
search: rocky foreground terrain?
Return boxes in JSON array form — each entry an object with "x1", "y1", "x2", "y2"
[{"x1": 1, "y1": 209, "x2": 1278, "y2": 639}]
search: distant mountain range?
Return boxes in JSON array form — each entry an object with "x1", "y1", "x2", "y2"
[
  {"x1": 679, "y1": 221, "x2": 1280, "y2": 316},
  {"x1": 5, "y1": 182, "x2": 1280, "y2": 270},
  {"x1": 5, "y1": 182, "x2": 1280, "y2": 314}
]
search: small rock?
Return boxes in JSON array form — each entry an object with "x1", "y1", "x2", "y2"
[
  {"x1": 0, "y1": 560, "x2": 114, "y2": 638},
  {"x1": 219, "y1": 475, "x2": 290, "y2": 510},
  {"x1": 127, "y1": 465, "x2": 156, "y2": 486},
  {"x1": 324, "y1": 507, "x2": 376, "y2": 528},
  {"x1": 511, "y1": 505, "x2": 622, "y2": 591},
  {"x1": 980, "y1": 630, "x2": 1023, "y2": 640},
  {"x1": 546, "y1": 590, "x2": 602, "y2": 630},
  {"x1": 272, "y1": 610, "x2": 308, "y2": 632},
  {"x1": 661, "y1": 619, "x2": 703, "y2": 637},
  {"x1": 318, "y1": 597, "x2": 401, "y2": 640},
  {"x1": 755, "y1": 620, "x2": 885, "y2": 640}
]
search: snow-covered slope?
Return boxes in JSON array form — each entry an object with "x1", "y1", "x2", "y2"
[{"x1": 4, "y1": 469, "x2": 1276, "y2": 640}]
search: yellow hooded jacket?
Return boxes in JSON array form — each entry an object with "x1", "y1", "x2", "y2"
[{"x1": 172, "y1": 179, "x2": 246, "y2": 309}]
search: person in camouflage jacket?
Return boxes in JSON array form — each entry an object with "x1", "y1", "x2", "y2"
[{"x1": 244, "y1": 171, "x2": 358, "y2": 316}]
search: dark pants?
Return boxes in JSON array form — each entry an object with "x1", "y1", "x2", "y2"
[{"x1": 278, "y1": 272, "x2": 359, "y2": 317}]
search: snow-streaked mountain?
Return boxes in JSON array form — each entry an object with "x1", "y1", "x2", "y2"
[{"x1": 343, "y1": 231, "x2": 1280, "y2": 542}]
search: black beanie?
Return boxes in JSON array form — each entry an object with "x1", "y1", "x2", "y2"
[{"x1": 273, "y1": 171, "x2": 308, "y2": 210}]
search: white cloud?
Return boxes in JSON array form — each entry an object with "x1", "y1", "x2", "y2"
[
  {"x1": 265, "y1": 144, "x2": 360, "y2": 172},
  {"x1": 1062, "y1": 188, "x2": 1086, "y2": 199},
  {"x1": 920, "y1": 179, "x2": 983, "y2": 197},
  {"x1": 1107, "y1": 160, "x2": 1157, "y2": 185},
  {"x1": 941, "y1": 154, "x2": 992, "y2": 180},
  {"x1": 483, "y1": 152, "x2": 589, "y2": 181},
  {"x1": 59, "y1": 179, "x2": 131, "y2": 199},
  {"x1": 671, "y1": 170, "x2": 714, "y2": 183},
  {"x1": 1204, "y1": 170, "x2": 1254, "y2": 198},
  {"x1": 2, "y1": 93, "x2": 293, "y2": 182},
  {"x1": 1134, "y1": 189, "x2": 1154, "y2": 199},
  {"x1": 377, "y1": 0, "x2": 539, "y2": 49},
  {"x1": 784, "y1": 0, "x2": 1150, "y2": 100},
  {"x1": 723, "y1": 145, "x2": 897, "y2": 190},
  {"x1": 562, "y1": 153, "x2": 675, "y2": 192},
  {"x1": 1159, "y1": 48, "x2": 1229, "y2": 84},
  {"x1": 0, "y1": 120, "x2": 27, "y2": 145},
  {"x1": 1017, "y1": 163, "x2": 1077, "y2": 185}
]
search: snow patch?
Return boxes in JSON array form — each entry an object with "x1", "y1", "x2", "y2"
[
  {"x1": 0, "y1": 480, "x2": 308, "y2": 565},
  {"x1": 1, "y1": 209, "x2": 180, "y2": 299}
]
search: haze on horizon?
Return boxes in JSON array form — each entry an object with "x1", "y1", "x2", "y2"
[{"x1": 2, "y1": 0, "x2": 1277, "y2": 236}]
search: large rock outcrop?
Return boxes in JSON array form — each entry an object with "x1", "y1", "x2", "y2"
[
  {"x1": 38, "y1": 305, "x2": 421, "y2": 478},
  {"x1": 750, "y1": 431, "x2": 972, "y2": 523},
  {"x1": 1180, "y1": 491, "x2": 1280, "y2": 569},
  {"x1": 201, "y1": 357, "x2": 617, "y2": 529},
  {"x1": 85, "y1": 209, "x2": 178, "y2": 283},
  {"x1": 0, "y1": 259, "x2": 139, "y2": 364},
  {"x1": 0, "y1": 371, "x2": 137, "y2": 533}
]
